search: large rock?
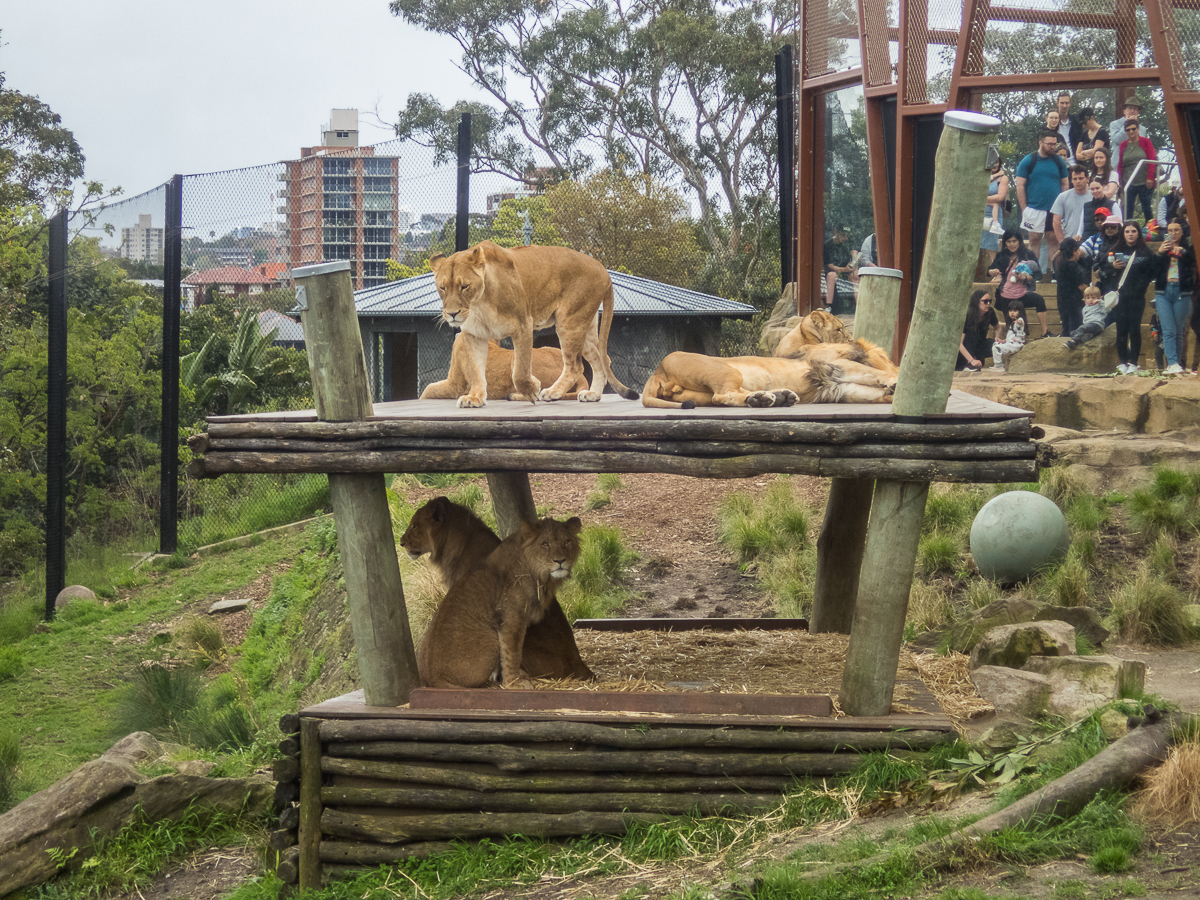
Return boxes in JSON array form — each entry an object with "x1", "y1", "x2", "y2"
[
  {"x1": 0, "y1": 734, "x2": 273, "y2": 897},
  {"x1": 1144, "y1": 380, "x2": 1200, "y2": 432},
  {"x1": 949, "y1": 597, "x2": 1042, "y2": 654},
  {"x1": 969, "y1": 620, "x2": 1076, "y2": 670},
  {"x1": 1035, "y1": 605, "x2": 1110, "y2": 648},
  {"x1": 758, "y1": 285, "x2": 800, "y2": 356},
  {"x1": 1050, "y1": 434, "x2": 1200, "y2": 494},
  {"x1": 970, "y1": 666, "x2": 1052, "y2": 720},
  {"x1": 1006, "y1": 329, "x2": 1119, "y2": 374},
  {"x1": 1022, "y1": 655, "x2": 1147, "y2": 720}
]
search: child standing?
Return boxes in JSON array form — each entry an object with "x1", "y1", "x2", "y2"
[
  {"x1": 1064, "y1": 286, "x2": 1112, "y2": 349},
  {"x1": 992, "y1": 299, "x2": 1027, "y2": 369}
]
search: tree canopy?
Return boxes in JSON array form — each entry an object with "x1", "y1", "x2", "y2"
[{"x1": 388, "y1": 0, "x2": 790, "y2": 265}]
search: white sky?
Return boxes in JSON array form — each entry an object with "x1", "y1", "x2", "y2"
[{"x1": 1, "y1": 0, "x2": 487, "y2": 197}]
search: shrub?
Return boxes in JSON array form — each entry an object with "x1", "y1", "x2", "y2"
[{"x1": 1108, "y1": 567, "x2": 1196, "y2": 646}]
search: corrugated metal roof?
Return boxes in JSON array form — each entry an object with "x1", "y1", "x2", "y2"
[
  {"x1": 352, "y1": 271, "x2": 756, "y2": 319},
  {"x1": 258, "y1": 309, "x2": 305, "y2": 343}
]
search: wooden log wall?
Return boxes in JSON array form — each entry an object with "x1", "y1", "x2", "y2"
[
  {"x1": 291, "y1": 715, "x2": 952, "y2": 886},
  {"x1": 189, "y1": 417, "x2": 1045, "y2": 484}
]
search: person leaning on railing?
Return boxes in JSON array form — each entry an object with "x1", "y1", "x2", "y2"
[{"x1": 1117, "y1": 120, "x2": 1157, "y2": 222}]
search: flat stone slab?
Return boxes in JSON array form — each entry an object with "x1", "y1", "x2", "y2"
[
  {"x1": 1022, "y1": 654, "x2": 1147, "y2": 720},
  {"x1": 969, "y1": 620, "x2": 1076, "y2": 671},
  {"x1": 209, "y1": 598, "x2": 251, "y2": 614},
  {"x1": 970, "y1": 665, "x2": 1052, "y2": 720}
]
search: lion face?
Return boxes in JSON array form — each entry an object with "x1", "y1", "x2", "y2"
[
  {"x1": 429, "y1": 247, "x2": 487, "y2": 329},
  {"x1": 520, "y1": 516, "x2": 583, "y2": 581}
]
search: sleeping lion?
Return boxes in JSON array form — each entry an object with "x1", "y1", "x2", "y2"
[
  {"x1": 402, "y1": 497, "x2": 593, "y2": 681},
  {"x1": 418, "y1": 515, "x2": 583, "y2": 689}
]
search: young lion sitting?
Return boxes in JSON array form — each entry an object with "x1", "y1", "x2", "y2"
[
  {"x1": 773, "y1": 309, "x2": 898, "y2": 377},
  {"x1": 417, "y1": 515, "x2": 584, "y2": 689},
  {"x1": 420, "y1": 336, "x2": 588, "y2": 402},
  {"x1": 402, "y1": 497, "x2": 593, "y2": 681}
]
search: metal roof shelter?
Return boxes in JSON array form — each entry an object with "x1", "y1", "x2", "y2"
[
  {"x1": 351, "y1": 271, "x2": 756, "y2": 402},
  {"x1": 793, "y1": 0, "x2": 1200, "y2": 358}
]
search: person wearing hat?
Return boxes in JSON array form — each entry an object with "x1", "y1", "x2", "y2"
[
  {"x1": 1084, "y1": 213, "x2": 1125, "y2": 262},
  {"x1": 1074, "y1": 108, "x2": 1109, "y2": 165},
  {"x1": 1108, "y1": 95, "x2": 1148, "y2": 141},
  {"x1": 1118, "y1": 118, "x2": 1157, "y2": 222},
  {"x1": 823, "y1": 224, "x2": 855, "y2": 313}
]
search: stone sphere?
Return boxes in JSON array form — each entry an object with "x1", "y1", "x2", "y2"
[{"x1": 969, "y1": 491, "x2": 1069, "y2": 583}]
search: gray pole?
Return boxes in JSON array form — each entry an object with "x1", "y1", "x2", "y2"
[
  {"x1": 809, "y1": 267, "x2": 902, "y2": 633},
  {"x1": 294, "y1": 261, "x2": 419, "y2": 706},
  {"x1": 455, "y1": 113, "x2": 471, "y2": 253},
  {"x1": 45, "y1": 210, "x2": 68, "y2": 621},
  {"x1": 840, "y1": 112, "x2": 1000, "y2": 716}
]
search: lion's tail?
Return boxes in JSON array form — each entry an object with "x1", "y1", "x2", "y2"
[{"x1": 597, "y1": 279, "x2": 639, "y2": 400}]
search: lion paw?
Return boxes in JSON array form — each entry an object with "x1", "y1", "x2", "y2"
[
  {"x1": 456, "y1": 395, "x2": 487, "y2": 409},
  {"x1": 745, "y1": 391, "x2": 772, "y2": 408},
  {"x1": 537, "y1": 388, "x2": 566, "y2": 402},
  {"x1": 775, "y1": 390, "x2": 799, "y2": 406},
  {"x1": 577, "y1": 390, "x2": 601, "y2": 402}
]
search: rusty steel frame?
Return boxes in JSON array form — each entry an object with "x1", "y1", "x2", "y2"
[{"x1": 795, "y1": 0, "x2": 1200, "y2": 359}]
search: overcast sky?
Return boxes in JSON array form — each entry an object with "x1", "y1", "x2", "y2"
[{"x1": 2, "y1": 0, "x2": 488, "y2": 198}]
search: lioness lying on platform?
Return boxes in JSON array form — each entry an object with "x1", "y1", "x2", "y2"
[
  {"x1": 412, "y1": 507, "x2": 589, "y2": 688},
  {"x1": 774, "y1": 309, "x2": 899, "y2": 377},
  {"x1": 429, "y1": 241, "x2": 638, "y2": 407},
  {"x1": 420, "y1": 336, "x2": 588, "y2": 402},
  {"x1": 640, "y1": 353, "x2": 898, "y2": 409}
]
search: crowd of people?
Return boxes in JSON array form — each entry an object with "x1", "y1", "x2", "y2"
[{"x1": 959, "y1": 90, "x2": 1197, "y2": 376}]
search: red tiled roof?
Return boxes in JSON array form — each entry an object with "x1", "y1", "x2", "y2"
[
  {"x1": 182, "y1": 266, "x2": 276, "y2": 285},
  {"x1": 258, "y1": 263, "x2": 288, "y2": 280}
]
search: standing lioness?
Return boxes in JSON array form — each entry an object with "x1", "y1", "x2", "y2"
[{"x1": 429, "y1": 241, "x2": 638, "y2": 407}]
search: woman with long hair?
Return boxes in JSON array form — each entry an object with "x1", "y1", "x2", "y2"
[
  {"x1": 1074, "y1": 108, "x2": 1108, "y2": 165},
  {"x1": 1154, "y1": 220, "x2": 1196, "y2": 373},
  {"x1": 958, "y1": 289, "x2": 1000, "y2": 370},
  {"x1": 987, "y1": 229, "x2": 1051, "y2": 336},
  {"x1": 1088, "y1": 146, "x2": 1120, "y2": 203},
  {"x1": 980, "y1": 156, "x2": 1009, "y2": 269},
  {"x1": 1095, "y1": 220, "x2": 1164, "y2": 373}
]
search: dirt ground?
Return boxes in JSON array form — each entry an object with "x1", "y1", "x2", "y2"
[{"x1": 107, "y1": 472, "x2": 1200, "y2": 900}]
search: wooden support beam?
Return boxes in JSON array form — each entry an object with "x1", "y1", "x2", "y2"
[
  {"x1": 486, "y1": 472, "x2": 537, "y2": 538},
  {"x1": 298, "y1": 717, "x2": 322, "y2": 892},
  {"x1": 811, "y1": 268, "x2": 902, "y2": 633},
  {"x1": 841, "y1": 112, "x2": 1001, "y2": 717},
  {"x1": 295, "y1": 261, "x2": 418, "y2": 707}
]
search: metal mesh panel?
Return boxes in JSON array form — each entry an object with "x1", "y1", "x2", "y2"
[
  {"x1": 1166, "y1": 1, "x2": 1200, "y2": 91},
  {"x1": 978, "y1": 0, "x2": 1152, "y2": 76}
]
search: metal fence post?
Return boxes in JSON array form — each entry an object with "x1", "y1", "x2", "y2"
[
  {"x1": 161, "y1": 174, "x2": 183, "y2": 555},
  {"x1": 455, "y1": 113, "x2": 472, "y2": 253},
  {"x1": 45, "y1": 210, "x2": 68, "y2": 621}
]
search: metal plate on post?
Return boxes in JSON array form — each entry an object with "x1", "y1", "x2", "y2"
[
  {"x1": 942, "y1": 110, "x2": 1002, "y2": 134},
  {"x1": 858, "y1": 266, "x2": 903, "y2": 279},
  {"x1": 293, "y1": 260, "x2": 353, "y2": 278}
]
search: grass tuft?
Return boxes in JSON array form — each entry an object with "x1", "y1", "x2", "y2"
[
  {"x1": 559, "y1": 525, "x2": 638, "y2": 621},
  {"x1": 0, "y1": 728, "x2": 20, "y2": 812},
  {"x1": 1107, "y1": 566, "x2": 1196, "y2": 646},
  {"x1": 918, "y1": 533, "x2": 960, "y2": 576},
  {"x1": 1131, "y1": 735, "x2": 1200, "y2": 827}
]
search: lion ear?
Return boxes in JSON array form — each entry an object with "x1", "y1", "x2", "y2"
[
  {"x1": 566, "y1": 517, "x2": 583, "y2": 536},
  {"x1": 429, "y1": 253, "x2": 446, "y2": 272},
  {"x1": 429, "y1": 496, "x2": 450, "y2": 521},
  {"x1": 464, "y1": 245, "x2": 486, "y2": 266}
]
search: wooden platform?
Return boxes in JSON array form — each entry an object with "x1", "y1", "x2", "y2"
[{"x1": 191, "y1": 392, "x2": 1040, "y2": 484}]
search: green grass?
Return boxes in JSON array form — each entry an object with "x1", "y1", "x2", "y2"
[
  {"x1": 716, "y1": 480, "x2": 815, "y2": 613},
  {"x1": 179, "y1": 473, "x2": 330, "y2": 549},
  {"x1": 585, "y1": 473, "x2": 624, "y2": 510},
  {"x1": 1107, "y1": 565, "x2": 1197, "y2": 646},
  {"x1": 0, "y1": 727, "x2": 20, "y2": 811},
  {"x1": 31, "y1": 804, "x2": 265, "y2": 900},
  {"x1": 559, "y1": 524, "x2": 639, "y2": 620},
  {"x1": 0, "y1": 529, "x2": 308, "y2": 802}
]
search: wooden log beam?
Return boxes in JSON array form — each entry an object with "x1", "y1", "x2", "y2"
[
  {"x1": 812, "y1": 267, "x2": 903, "y2": 635},
  {"x1": 320, "y1": 841, "x2": 455, "y2": 865},
  {"x1": 320, "y1": 757, "x2": 803, "y2": 793},
  {"x1": 298, "y1": 718, "x2": 322, "y2": 892},
  {"x1": 841, "y1": 112, "x2": 1003, "y2": 718},
  {"x1": 322, "y1": 786, "x2": 781, "y2": 815},
  {"x1": 322, "y1": 808, "x2": 668, "y2": 843},
  {"x1": 202, "y1": 416, "x2": 1032, "y2": 446},
  {"x1": 191, "y1": 449, "x2": 1037, "y2": 484},
  {"x1": 323, "y1": 742, "x2": 865, "y2": 776},
  {"x1": 486, "y1": 471, "x2": 537, "y2": 537},
  {"x1": 317, "y1": 718, "x2": 950, "y2": 752},
  {"x1": 294, "y1": 261, "x2": 417, "y2": 707},
  {"x1": 200, "y1": 437, "x2": 1036, "y2": 461}
]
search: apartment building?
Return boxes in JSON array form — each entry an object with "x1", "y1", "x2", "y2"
[
  {"x1": 120, "y1": 214, "x2": 165, "y2": 263},
  {"x1": 278, "y1": 110, "x2": 400, "y2": 289}
]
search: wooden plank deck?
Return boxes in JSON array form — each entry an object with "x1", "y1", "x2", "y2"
[{"x1": 210, "y1": 390, "x2": 1032, "y2": 424}]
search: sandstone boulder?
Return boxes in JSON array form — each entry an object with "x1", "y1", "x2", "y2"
[
  {"x1": 1006, "y1": 329, "x2": 1119, "y2": 375},
  {"x1": 0, "y1": 734, "x2": 273, "y2": 897},
  {"x1": 1034, "y1": 605, "x2": 1110, "y2": 648},
  {"x1": 1021, "y1": 655, "x2": 1147, "y2": 720},
  {"x1": 758, "y1": 285, "x2": 800, "y2": 356},
  {"x1": 969, "y1": 620, "x2": 1076, "y2": 670},
  {"x1": 55, "y1": 585, "x2": 96, "y2": 609},
  {"x1": 949, "y1": 597, "x2": 1042, "y2": 654},
  {"x1": 969, "y1": 666, "x2": 1052, "y2": 720}
]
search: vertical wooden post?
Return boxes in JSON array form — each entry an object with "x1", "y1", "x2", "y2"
[
  {"x1": 298, "y1": 717, "x2": 322, "y2": 891},
  {"x1": 487, "y1": 472, "x2": 538, "y2": 538},
  {"x1": 810, "y1": 268, "x2": 902, "y2": 633},
  {"x1": 295, "y1": 261, "x2": 418, "y2": 707},
  {"x1": 840, "y1": 112, "x2": 1000, "y2": 716}
]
